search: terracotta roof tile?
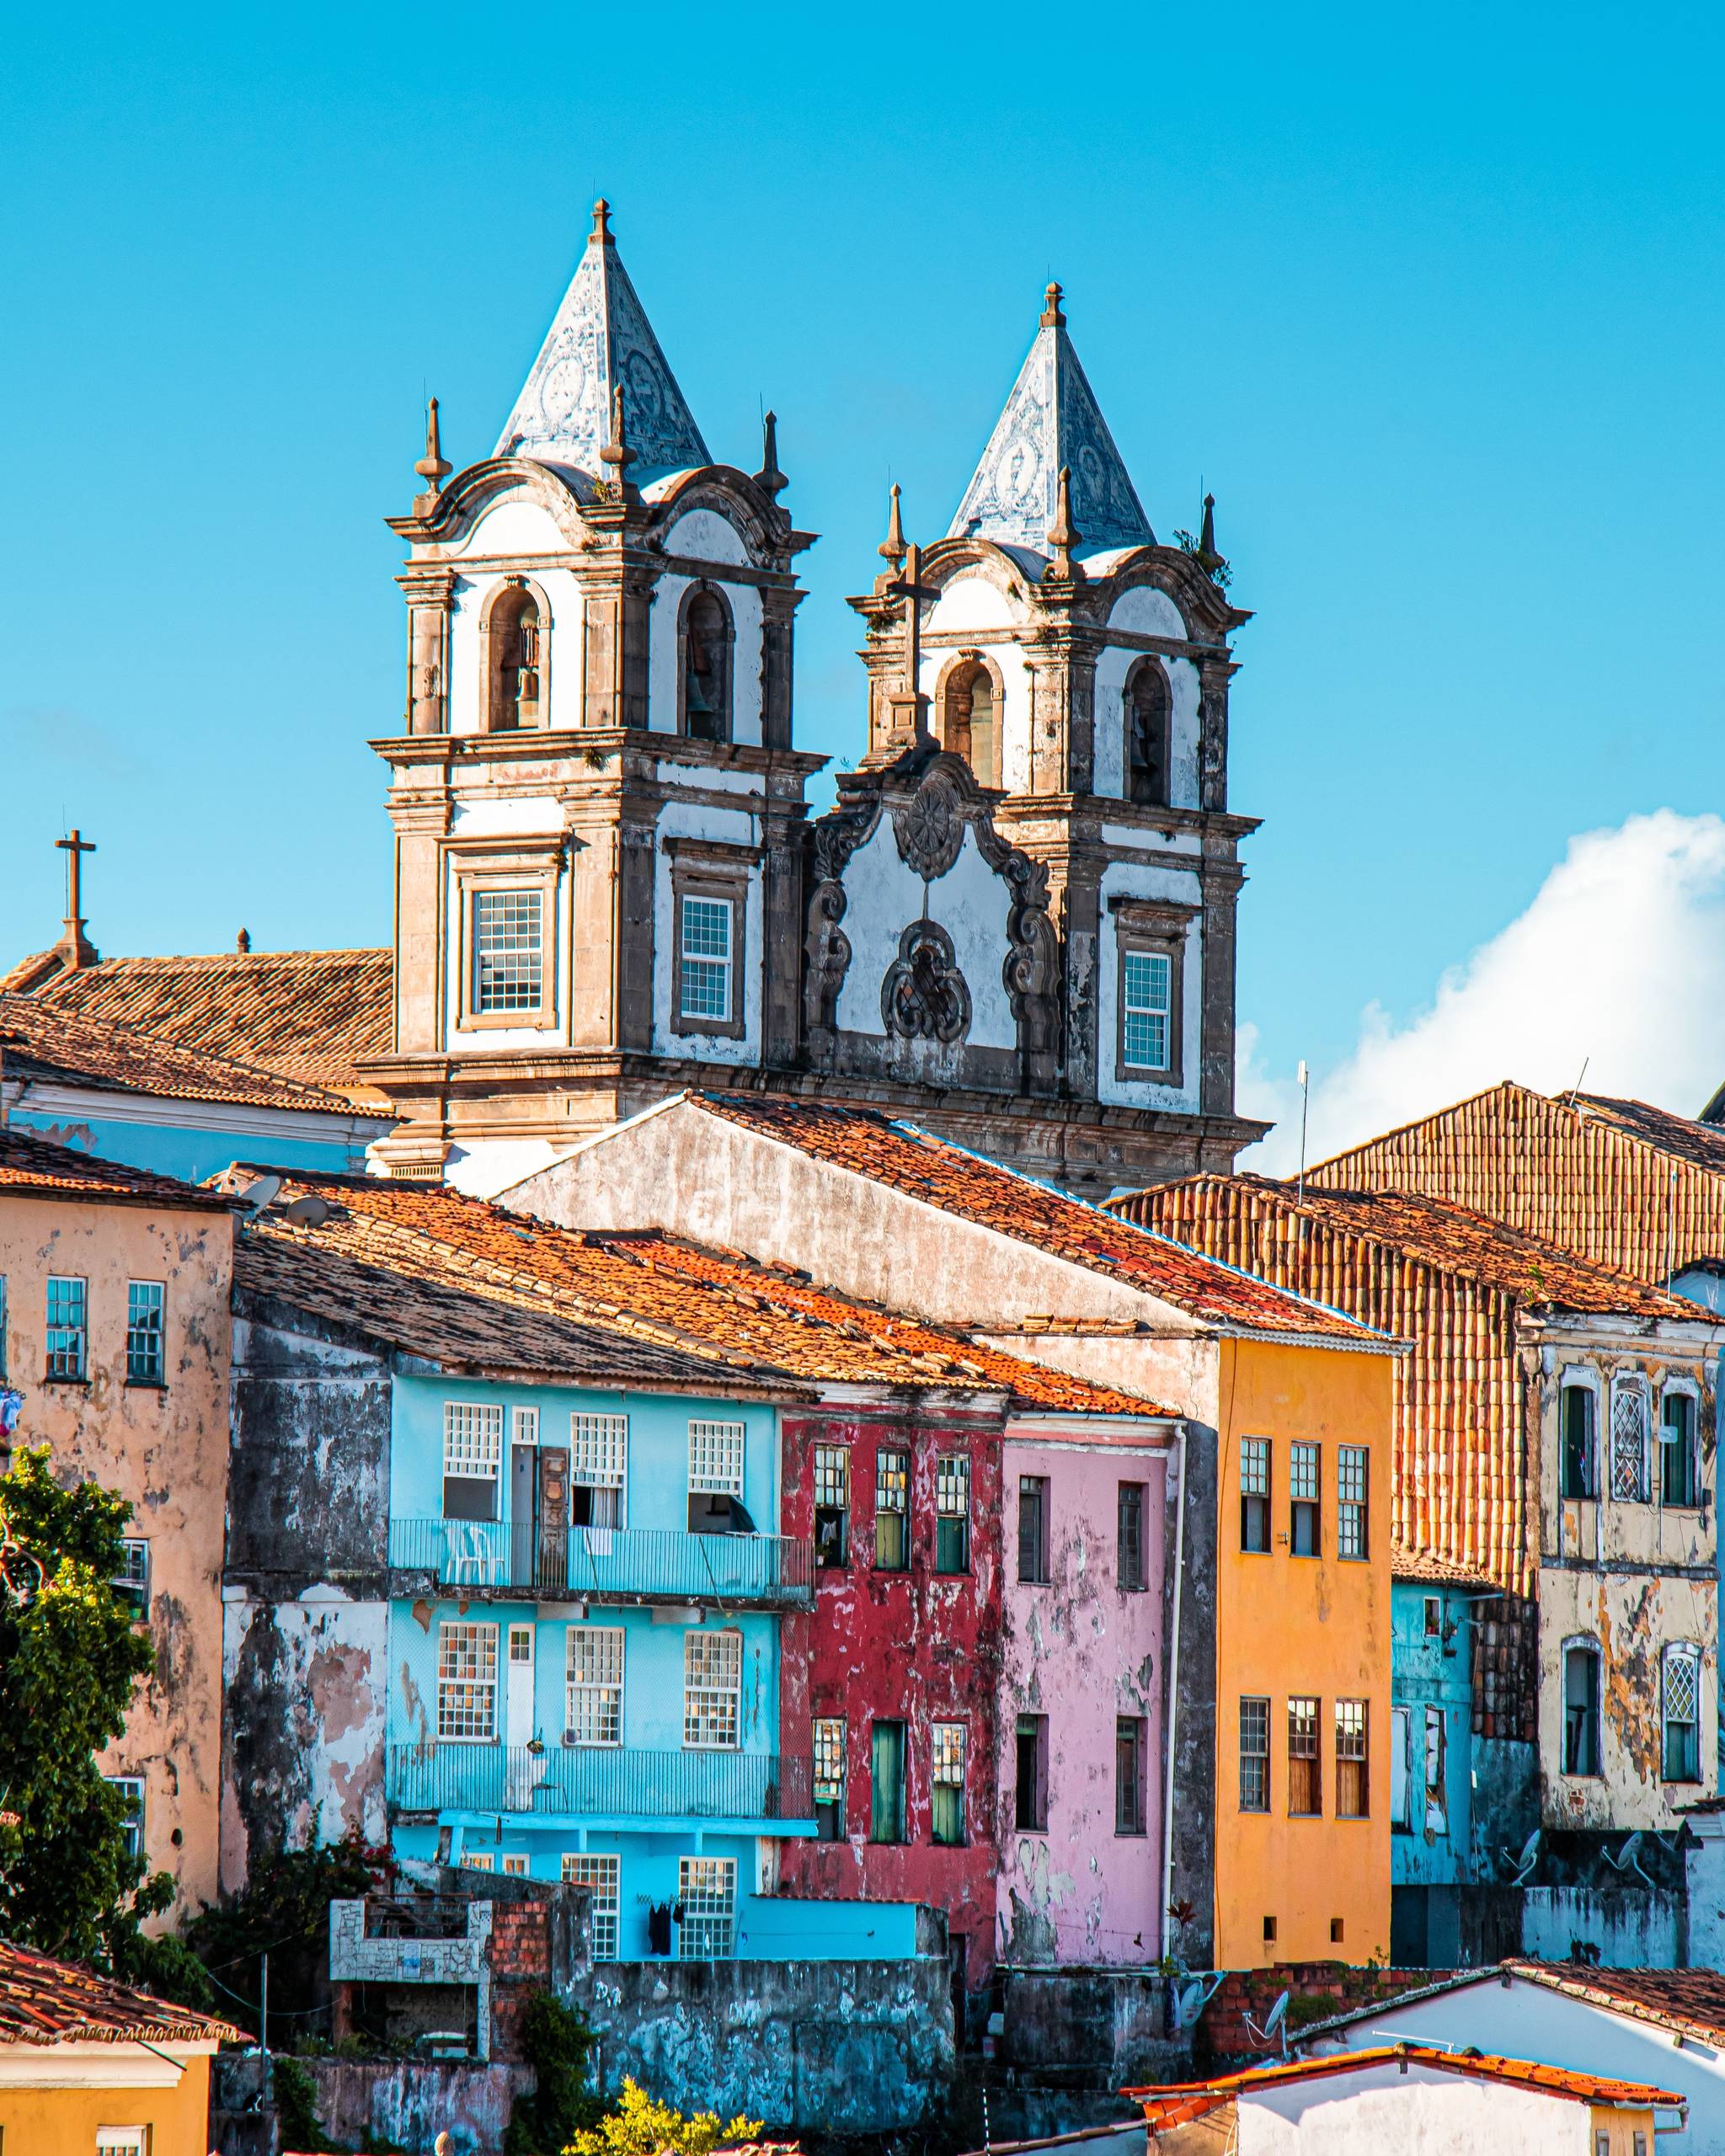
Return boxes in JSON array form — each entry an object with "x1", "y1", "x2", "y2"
[
  {"x1": 0, "y1": 1126, "x2": 235, "y2": 1213},
  {"x1": 686, "y1": 1095, "x2": 1386, "y2": 1346},
  {"x1": 1389, "y1": 1544, "x2": 1503, "y2": 1591},
  {"x1": 0, "y1": 1941, "x2": 236, "y2": 2046},
  {"x1": 1504, "y1": 1960, "x2": 1725, "y2": 2046},
  {"x1": 0, "y1": 995, "x2": 365, "y2": 1115},
  {"x1": 16, "y1": 949, "x2": 393, "y2": 1099},
  {"x1": 1127, "y1": 2043, "x2": 1680, "y2": 2128},
  {"x1": 230, "y1": 1166, "x2": 1178, "y2": 1418}
]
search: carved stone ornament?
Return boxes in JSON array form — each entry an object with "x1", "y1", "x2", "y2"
[
  {"x1": 881, "y1": 921, "x2": 972, "y2": 1045},
  {"x1": 891, "y1": 767, "x2": 966, "y2": 882},
  {"x1": 804, "y1": 784, "x2": 885, "y2": 1037}
]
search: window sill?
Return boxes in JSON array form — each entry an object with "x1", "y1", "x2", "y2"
[
  {"x1": 40, "y1": 1375, "x2": 89, "y2": 1389},
  {"x1": 125, "y1": 1379, "x2": 168, "y2": 1393}
]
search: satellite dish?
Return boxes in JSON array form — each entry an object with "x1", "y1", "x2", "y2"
[
  {"x1": 1177, "y1": 1979, "x2": 1205, "y2": 2027},
  {"x1": 1503, "y1": 1828, "x2": 1541, "y2": 1885},
  {"x1": 236, "y1": 1175, "x2": 282, "y2": 1217},
  {"x1": 1264, "y1": 1991, "x2": 1289, "y2": 2036},
  {"x1": 281, "y1": 1194, "x2": 334, "y2": 1228}
]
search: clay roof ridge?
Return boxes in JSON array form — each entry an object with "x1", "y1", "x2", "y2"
[
  {"x1": 1305, "y1": 1078, "x2": 1551, "y2": 1177},
  {"x1": 1126, "y1": 2041, "x2": 1681, "y2": 2118}
]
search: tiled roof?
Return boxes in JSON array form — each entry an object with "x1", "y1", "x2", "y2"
[
  {"x1": 0, "y1": 1941, "x2": 237, "y2": 2046},
  {"x1": 0, "y1": 1126, "x2": 234, "y2": 1213},
  {"x1": 231, "y1": 1167, "x2": 1178, "y2": 1419},
  {"x1": 236, "y1": 1230, "x2": 796, "y2": 1398},
  {"x1": 685, "y1": 1094, "x2": 1386, "y2": 1346},
  {"x1": 1127, "y1": 2044, "x2": 1680, "y2": 2128},
  {"x1": 14, "y1": 949, "x2": 393, "y2": 1099},
  {"x1": 0, "y1": 995, "x2": 363, "y2": 1115},
  {"x1": 1390, "y1": 1544, "x2": 1502, "y2": 1591},
  {"x1": 1505, "y1": 1961, "x2": 1725, "y2": 2047},
  {"x1": 1308, "y1": 1079, "x2": 1725, "y2": 1287}
]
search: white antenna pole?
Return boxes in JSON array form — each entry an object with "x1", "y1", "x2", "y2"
[
  {"x1": 1566, "y1": 1056, "x2": 1590, "y2": 1110},
  {"x1": 1296, "y1": 1061, "x2": 1310, "y2": 1203}
]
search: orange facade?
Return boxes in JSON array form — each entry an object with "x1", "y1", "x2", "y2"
[{"x1": 1210, "y1": 1335, "x2": 1394, "y2": 1967}]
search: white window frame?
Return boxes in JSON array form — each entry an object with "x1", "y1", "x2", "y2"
[
  {"x1": 683, "y1": 1628, "x2": 743, "y2": 1749},
  {"x1": 677, "y1": 894, "x2": 735, "y2": 1026},
  {"x1": 445, "y1": 1402, "x2": 505, "y2": 1483},
  {"x1": 45, "y1": 1272, "x2": 87, "y2": 1380},
  {"x1": 1660, "y1": 1380, "x2": 1701, "y2": 1508},
  {"x1": 563, "y1": 1852, "x2": 621, "y2": 1959},
  {"x1": 470, "y1": 885, "x2": 545, "y2": 1017},
  {"x1": 1663, "y1": 1642, "x2": 1703, "y2": 1783},
  {"x1": 95, "y1": 2133, "x2": 151, "y2": 2155},
  {"x1": 501, "y1": 1853, "x2": 529, "y2": 1876},
  {"x1": 565, "y1": 1625, "x2": 625, "y2": 1747},
  {"x1": 125, "y1": 1279, "x2": 165, "y2": 1385},
  {"x1": 571, "y1": 1412, "x2": 628, "y2": 1524},
  {"x1": 1610, "y1": 1373, "x2": 1653, "y2": 1502},
  {"x1": 688, "y1": 1419, "x2": 745, "y2": 1500},
  {"x1": 437, "y1": 1621, "x2": 499, "y2": 1742},
  {"x1": 678, "y1": 1854, "x2": 737, "y2": 1957},
  {"x1": 511, "y1": 1404, "x2": 540, "y2": 1447},
  {"x1": 1119, "y1": 946, "x2": 1172, "y2": 1074},
  {"x1": 813, "y1": 1716, "x2": 846, "y2": 1805}
]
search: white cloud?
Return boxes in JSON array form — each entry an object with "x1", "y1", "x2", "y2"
[{"x1": 1239, "y1": 811, "x2": 1725, "y2": 1176}]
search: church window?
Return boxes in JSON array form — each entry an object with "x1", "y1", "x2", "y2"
[
  {"x1": 1110, "y1": 897, "x2": 1191, "y2": 1086},
  {"x1": 486, "y1": 583, "x2": 543, "y2": 731},
  {"x1": 681, "y1": 899, "x2": 732, "y2": 1020},
  {"x1": 681, "y1": 587, "x2": 734, "y2": 744},
  {"x1": 1124, "y1": 659, "x2": 1171, "y2": 807},
  {"x1": 471, "y1": 888, "x2": 543, "y2": 1016},
  {"x1": 942, "y1": 659, "x2": 999, "y2": 787},
  {"x1": 670, "y1": 863, "x2": 748, "y2": 1040}
]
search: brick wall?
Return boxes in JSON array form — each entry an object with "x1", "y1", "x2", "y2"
[{"x1": 1199, "y1": 1964, "x2": 1446, "y2": 2067}]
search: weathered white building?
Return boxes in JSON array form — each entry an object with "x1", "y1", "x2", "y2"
[{"x1": 363, "y1": 204, "x2": 1266, "y2": 1199}]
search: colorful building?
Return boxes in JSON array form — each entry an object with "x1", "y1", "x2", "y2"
[
  {"x1": 0, "y1": 1127, "x2": 235, "y2": 1920},
  {"x1": 505, "y1": 1088, "x2": 1402, "y2": 1971}
]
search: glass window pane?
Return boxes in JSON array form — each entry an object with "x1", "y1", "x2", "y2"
[
  {"x1": 472, "y1": 888, "x2": 543, "y2": 1014},
  {"x1": 126, "y1": 1282, "x2": 164, "y2": 1384},
  {"x1": 1122, "y1": 950, "x2": 1172, "y2": 1069},
  {"x1": 680, "y1": 898, "x2": 733, "y2": 1021}
]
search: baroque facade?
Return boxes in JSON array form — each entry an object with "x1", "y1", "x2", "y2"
[{"x1": 365, "y1": 203, "x2": 1265, "y2": 1198}]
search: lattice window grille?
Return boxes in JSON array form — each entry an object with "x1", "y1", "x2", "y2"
[
  {"x1": 437, "y1": 1623, "x2": 499, "y2": 1741},
  {"x1": 445, "y1": 1402, "x2": 504, "y2": 1481},
  {"x1": 563, "y1": 1853, "x2": 621, "y2": 1959},
  {"x1": 1666, "y1": 1649, "x2": 1699, "y2": 1727},
  {"x1": 565, "y1": 1626, "x2": 625, "y2": 1747},
  {"x1": 1122, "y1": 950, "x2": 1171, "y2": 1069},
  {"x1": 681, "y1": 899, "x2": 734, "y2": 1021},
  {"x1": 1290, "y1": 1444, "x2": 1321, "y2": 1502},
  {"x1": 684, "y1": 1630, "x2": 743, "y2": 1748},
  {"x1": 473, "y1": 888, "x2": 543, "y2": 1013},
  {"x1": 1611, "y1": 1380, "x2": 1652, "y2": 1501},
  {"x1": 678, "y1": 1856, "x2": 737, "y2": 1958},
  {"x1": 572, "y1": 1413, "x2": 628, "y2": 1488},
  {"x1": 689, "y1": 1420, "x2": 745, "y2": 1497}
]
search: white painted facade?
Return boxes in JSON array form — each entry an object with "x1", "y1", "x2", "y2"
[
  {"x1": 1096, "y1": 858, "x2": 1204, "y2": 1113},
  {"x1": 1231, "y1": 2060, "x2": 1642, "y2": 2154}
]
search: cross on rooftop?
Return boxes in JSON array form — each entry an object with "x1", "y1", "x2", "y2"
[{"x1": 53, "y1": 828, "x2": 99, "y2": 972}]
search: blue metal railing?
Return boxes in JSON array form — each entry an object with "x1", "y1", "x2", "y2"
[
  {"x1": 387, "y1": 1742, "x2": 814, "y2": 1820},
  {"x1": 386, "y1": 1519, "x2": 814, "y2": 1607}
]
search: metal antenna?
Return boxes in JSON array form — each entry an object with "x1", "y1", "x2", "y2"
[
  {"x1": 1296, "y1": 1061, "x2": 1310, "y2": 1203},
  {"x1": 1565, "y1": 1057, "x2": 1590, "y2": 1109}
]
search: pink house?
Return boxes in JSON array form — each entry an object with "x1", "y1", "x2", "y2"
[{"x1": 998, "y1": 1412, "x2": 1175, "y2": 1967}]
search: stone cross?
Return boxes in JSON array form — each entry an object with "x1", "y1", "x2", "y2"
[{"x1": 54, "y1": 829, "x2": 99, "y2": 969}]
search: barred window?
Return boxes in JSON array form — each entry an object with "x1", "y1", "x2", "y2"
[
  {"x1": 1240, "y1": 1436, "x2": 1270, "y2": 1553},
  {"x1": 1610, "y1": 1376, "x2": 1652, "y2": 1502},
  {"x1": 678, "y1": 1854, "x2": 737, "y2": 1958},
  {"x1": 563, "y1": 1853, "x2": 621, "y2": 1959},
  {"x1": 1239, "y1": 1697, "x2": 1270, "y2": 1812},
  {"x1": 679, "y1": 897, "x2": 734, "y2": 1023},
  {"x1": 565, "y1": 1626, "x2": 625, "y2": 1747},
  {"x1": 1288, "y1": 1695, "x2": 1321, "y2": 1815},
  {"x1": 935, "y1": 1454, "x2": 970, "y2": 1575},
  {"x1": 571, "y1": 1412, "x2": 628, "y2": 1486},
  {"x1": 1290, "y1": 1442, "x2": 1321, "y2": 1557},
  {"x1": 932, "y1": 1721, "x2": 966, "y2": 1846},
  {"x1": 875, "y1": 1448, "x2": 909, "y2": 1572},
  {"x1": 1338, "y1": 1446, "x2": 1368, "y2": 1561},
  {"x1": 444, "y1": 1401, "x2": 505, "y2": 1522},
  {"x1": 1017, "y1": 1474, "x2": 1050, "y2": 1583},
  {"x1": 512, "y1": 1405, "x2": 539, "y2": 1447},
  {"x1": 684, "y1": 1629, "x2": 743, "y2": 1748},
  {"x1": 814, "y1": 1715, "x2": 846, "y2": 1839},
  {"x1": 437, "y1": 1622, "x2": 499, "y2": 1741},
  {"x1": 45, "y1": 1274, "x2": 86, "y2": 1380},
  {"x1": 814, "y1": 1444, "x2": 850, "y2": 1568},
  {"x1": 1663, "y1": 1644, "x2": 1701, "y2": 1783},
  {"x1": 472, "y1": 887, "x2": 543, "y2": 1014},
  {"x1": 689, "y1": 1420, "x2": 745, "y2": 1498},
  {"x1": 1336, "y1": 1700, "x2": 1368, "y2": 1817},
  {"x1": 1121, "y1": 948, "x2": 1172, "y2": 1071},
  {"x1": 126, "y1": 1281, "x2": 164, "y2": 1385}
]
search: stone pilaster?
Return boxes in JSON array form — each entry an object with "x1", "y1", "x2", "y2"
[
  {"x1": 1198, "y1": 655, "x2": 1236, "y2": 814},
  {"x1": 398, "y1": 566, "x2": 457, "y2": 735},
  {"x1": 1198, "y1": 855, "x2": 1246, "y2": 1118},
  {"x1": 759, "y1": 586, "x2": 803, "y2": 751}
]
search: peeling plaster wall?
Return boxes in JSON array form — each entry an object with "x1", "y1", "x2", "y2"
[
  {"x1": 0, "y1": 1192, "x2": 233, "y2": 1922},
  {"x1": 774, "y1": 1406, "x2": 1006, "y2": 1989},
  {"x1": 997, "y1": 1435, "x2": 1169, "y2": 1967}
]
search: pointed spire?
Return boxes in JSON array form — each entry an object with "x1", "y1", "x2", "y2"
[
  {"x1": 1199, "y1": 491, "x2": 1217, "y2": 558},
  {"x1": 412, "y1": 396, "x2": 451, "y2": 512},
  {"x1": 1045, "y1": 465, "x2": 1083, "y2": 580},
  {"x1": 755, "y1": 409, "x2": 787, "y2": 498},
  {"x1": 948, "y1": 279, "x2": 1153, "y2": 556},
  {"x1": 494, "y1": 200, "x2": 710, "y2": 478},
  {"x1": 879, "y1": 483, "x2": 907, "y2": 571}
]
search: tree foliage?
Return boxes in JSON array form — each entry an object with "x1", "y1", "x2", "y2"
[
  {"x1": 503, "y1": 1991, "x2": 602, "y2": 2156},
  {"x1": 564, "y1": 2078, "x2": 762, "y2": 2156},
  {"x1": 0, "y1": 1446, "x2": 188, "y2": 1984}
]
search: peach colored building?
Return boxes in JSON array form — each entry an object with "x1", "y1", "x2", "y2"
[{"x1": 0, "y1": 1127, "x2": 235, "y2": 1921}]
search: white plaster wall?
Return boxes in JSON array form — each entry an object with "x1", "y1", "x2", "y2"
[
  {"x1": 926, "y1": 574, "x2": 1017, "y2": 636},
  {"x1": 1323, "y1": 1984, "x2": 1715, "y2": 2149},
  {"x1": 664, "y1": 508, "x2": 750, "y2": 568},
  {"x1": 444, "y1": 1137, "x2": 567, "y2": 1199},
  {"x1": 831, "y1": 819, "x2": 1017, "y2": 1051},
  {"x1": 649, "y1": 798, "x2": 764, "y2": 1065},
  {"x1": 449, "y1": 793, "x2": 561, "y2": 838},
  {"x1": 1238, "y1": 2063, "x2": 1578, "y2": 2153},
  {"x1": 1094, "y1": 862, "x2": 1204, "y2": 1113},
  {"x1": 648, "y1": 509, "x2": 763, "y2": 745},
  {"x1": 441, "y1": 852, "x2": 569, "y2": 1053},
  {"x1": 1091, "y1": 651, "x2": 1200, "y2": 804},
  {"x1": 446, "y1": 563, "x2": 585, "y2": 734},
  {"x1": 1107, "y1": 585, "x2": 1187, "y2": 641},
  {"x1": 454, "y1": 496, "x2": 568, "y2": 560},
  {"x1": 1690, "y1": 1822, "x2": 1725, "y2": 1970}
]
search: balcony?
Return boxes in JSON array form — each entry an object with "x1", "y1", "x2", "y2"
[
  {"x1": 387, "y1": 1519, "x2": 814, "y2": 1609},
  {"x1": 387, "y1": 1742, "x2": 814, "y2": 1823}
]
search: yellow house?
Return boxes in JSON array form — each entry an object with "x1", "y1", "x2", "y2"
[
  {"x1": 0, "y1": 1939, "x2": 234, "y2": 2154},
  {"x1": 0, "y1": 1128, "x2": 235, "y2": 1922}
]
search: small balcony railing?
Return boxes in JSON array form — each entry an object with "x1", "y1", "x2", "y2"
[
  {"x1": 387, "y1": 1519, "x2": 814, "y2": 1608},
  {"x1": 387, "y1": 1742, "x2": 814, "y2": 1822}
]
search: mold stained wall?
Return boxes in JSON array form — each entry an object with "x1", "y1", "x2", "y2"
[
  {"x1": 0, "y1": 1192, "x2": 233, "y2": 1923},
  {"x1": 1534, "y1": 1324, "x2": 1721, "y2": 1831},
  {"x1": 222, "y1": 1295, "x2": 393, "y2": 1894},
  {"x1": 774, "y1": 1403, "x2": 1006, "y2": 1988},
  {"x1": 996, "y1": 1429, "x2": 1170, "y2": 1967}
]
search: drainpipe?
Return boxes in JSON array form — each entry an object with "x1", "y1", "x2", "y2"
[{"x1": 1161, "y1": 1421, "x2": 1189, "y2": 1963}]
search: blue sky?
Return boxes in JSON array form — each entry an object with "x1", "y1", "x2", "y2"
[{"x1": 4, "y1": 2, "x2": 1722, "y2": 1121}]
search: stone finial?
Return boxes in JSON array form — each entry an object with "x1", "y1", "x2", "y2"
[
  {"x1": 590, "y1": 197, "x2": 613, "y2": 246},
  {"x1": 414, "y1": 398, "x2": 451, "y2": 489},
  {"x1": 1045, "y1": 464, "x2": 1083, "y2": 579},
  {"x1": 1040, "y1": 280, "x2": 1066, "y2": 328},
  {"x1": 879, "y1": 483, "x2": 907, "y2": 571},
  {"x1": 599, "y1": 382, "x2": 636, "y2": 477},
  {"x1": 756, "y1": 408, "x2": 788, "y2": 497},
  {"x1": 1199, "y1": 492, "x2": 1217, "y2": 558},
  {"x1": 237, "y1": 928, "x2": 252, "y2": 954}
]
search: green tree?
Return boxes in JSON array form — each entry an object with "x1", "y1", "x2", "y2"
[
  {"x1": 0, "y1": 1446, "x2": 191, "y2": 1988},
  {"x1": 564, "y1": 2079, "x2": 762, "y2": 2156}
]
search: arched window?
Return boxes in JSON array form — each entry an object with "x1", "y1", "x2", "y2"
[
  {"x1": 1124, "y1": 659, "x2": 1171, "y2": 807},
  {"x1": 682, "y1": 588, "x2": 733, "y2": 743},
  {"x1": 487, "y1": 584, "x2": 542, "y2": 731},
  {"x1": 1663, "y1": 1643, "x2": 1701, "y2": 1782},
  {"x1": 941, "y1": 659, "x2": 999, "y2": 787},
  {"x1": 1562, "y1": 1640, "x2": 1602, "y2": 1776}
]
